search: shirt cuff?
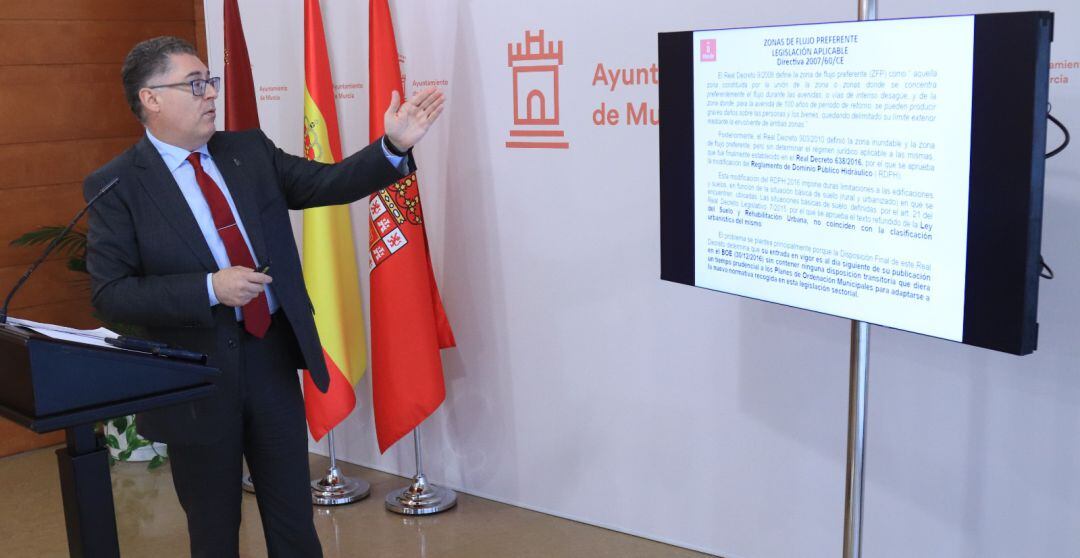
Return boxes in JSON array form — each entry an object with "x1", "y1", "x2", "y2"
[
  {"x1": 381, "y1": 137, "x2": 410, "y2": 174},
  {"x1": 207, "y1": 273, "x2": 220, "y2": 306}
]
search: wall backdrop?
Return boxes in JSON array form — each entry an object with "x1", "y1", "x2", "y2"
[{"x1": 205, "y1": 1, "x2": 1080, "y2": 556}]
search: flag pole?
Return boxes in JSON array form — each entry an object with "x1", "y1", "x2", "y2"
[
  {"x1": 311, "y1": 428, "x2": 370, "y2": 505},
  {"x1": 843, "y1": 6, "x2": 875, "y2": 555},
  {"x1": 385, "y1": 425, "x2": 456, "y2": 515}
]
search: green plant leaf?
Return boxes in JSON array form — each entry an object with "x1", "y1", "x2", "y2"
[
  {"x1": 10, "y1": 226, "x2": 66, "y2": 247},
  {"x1": 108, "y1": 455, "x2": 117, "y2": 466},
  {"x1": 118, "y1": 448, "x2": 133, "y2": 461},
  {"x1": 54, "y1": 235, "x2": 80, "y2": 252},
  {"x1": 129, "y1": 438, "x2": 150, "y2": 450},
  {"x1": 148, "y1": 455, "x2": 166, "y2": 470},
  {"x1": 124, "y1": 426, "x2": 140, "y2": 447},
  {"x1": 9, "y1": 226, "x2": 87, "y2": 257},
  {"x1": 105, "y1": 434, "x2": 121, "y2": 450},
  {"x1": 67, "y1": 258, "x2": 87, "y2": 273},
  {"x1": 11, "y1": 226, "x2": 89, "y2": 276},
  {"x1": 112, "y1": 416, "x2": 129, "y2": 432}
]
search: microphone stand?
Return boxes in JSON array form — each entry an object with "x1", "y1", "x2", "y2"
[{"x1": 0, "y1": 177, "x2": 119, "y2": 324}]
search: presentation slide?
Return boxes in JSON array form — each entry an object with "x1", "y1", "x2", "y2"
[{"x1": 691, "y1": 17, "x2": 974, "y2": 341}]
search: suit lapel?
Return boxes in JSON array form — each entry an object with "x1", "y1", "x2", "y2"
[
  {"x1": 133, "y1": 137, "x2": 218, "y2": 272},
  {"x1": 208, "y1": 135, "x2": 270, "y2": 267}
]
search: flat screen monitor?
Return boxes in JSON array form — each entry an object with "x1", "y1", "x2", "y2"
[{"x1": 659, "y1": 12, "x2": 1052, "y2": 355}]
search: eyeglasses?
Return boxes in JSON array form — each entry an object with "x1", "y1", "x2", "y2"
[{"x1": 146, "y1": 76, "x2": 221, "y2": 97}]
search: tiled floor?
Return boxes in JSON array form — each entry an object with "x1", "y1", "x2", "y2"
[{"x1": 0, "y1": 447, "x2": 715, "y2": 557}]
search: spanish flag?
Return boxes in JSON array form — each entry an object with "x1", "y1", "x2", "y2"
[
  {"x1": 368, "y1": 0, "x2": 456, "y2": 453},
  {"x1": 300, "y1": 0, "x2": 365, "y2": 441}
]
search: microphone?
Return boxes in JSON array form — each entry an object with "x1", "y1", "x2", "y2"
[
  {"x1": 151, "y1": 345, "x2": 208, "y2": 364},
  {"x1": 0, "y1": 177, "x2": 120, "y2": 324},
  {"x1": 104, "y1": 336, "x2": 208, "y2": 364}
]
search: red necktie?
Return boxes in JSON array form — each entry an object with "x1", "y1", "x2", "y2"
[{"x1": 187, "y1": 153, "x2": 271, "y2": 338}]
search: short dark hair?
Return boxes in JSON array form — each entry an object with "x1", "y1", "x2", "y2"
[{"x1": 121, "y1": 36, "x2": 199, "y2": 122}]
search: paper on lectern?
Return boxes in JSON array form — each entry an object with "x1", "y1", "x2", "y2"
[{"x1": 6, "y1": 317, "x2": 118, "y2": 349}]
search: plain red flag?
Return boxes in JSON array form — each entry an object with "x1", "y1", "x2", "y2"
[
  {"x1": 368, "y1": 0, "x2": 456, "y2": 453},
  {"x1": 223, "y1": 0, "x2": 259, "y2": 130}
]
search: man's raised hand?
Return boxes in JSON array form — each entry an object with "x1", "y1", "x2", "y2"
[{"x1": 384, "y1": 87, "x2": 445, "y2": 152}]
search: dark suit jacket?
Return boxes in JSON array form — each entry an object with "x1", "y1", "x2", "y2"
[{"x1": 83, "y1": 129, "x2": 412, "y2": 444}]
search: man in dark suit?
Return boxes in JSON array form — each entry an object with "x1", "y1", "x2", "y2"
[{"x1": 83, "y1": 36, "x2": 444, "y2": 557}]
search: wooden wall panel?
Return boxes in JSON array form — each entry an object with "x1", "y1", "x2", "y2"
[
  {"x1": 0, "y1": 0, "x2": 208, "y2": 458},
  {"x1": 0, "y1": 183, "x2": 87, "y2": 268},
  {"x1": 0, "y1": 65, "x2": 144, "y2": 145},
  {"x1": 0, "y1": 136, "x2": 139, "y2": 190},
  {"x1": 16, "y1": 298, "x2": 99, "y2": 329},
  {"x1": 0, "y1": 259, "x2": 94, "y2": 316},
  {"x1": 0, "y1": 0, "x2": 193, "y2": 21},
  {"x1": 0, "y1": 427, "x2": 63, "y2": 458},
  {"x1": 0, "y1": 21, "x2": 197, "y2": 66}
]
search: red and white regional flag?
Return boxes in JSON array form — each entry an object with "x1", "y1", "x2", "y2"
[{"x1": 369, "y1": 0, "x2": 455, "y2": 453}]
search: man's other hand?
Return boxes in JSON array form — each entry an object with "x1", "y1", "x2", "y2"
[
  {"x1": 384, "y1": 87, "x2": 445, "y2": 152},
  {"x1": 212, "y1": 266, "x2": 272, "y2": 307}
]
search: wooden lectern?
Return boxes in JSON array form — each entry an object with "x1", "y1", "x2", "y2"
[{"x1": 0, "y1": 323, "x2": 218, "y2": 558}]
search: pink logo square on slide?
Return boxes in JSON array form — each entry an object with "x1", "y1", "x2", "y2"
[{"x1": 701, "y1": 39, "x2": 716, "y2": 62}]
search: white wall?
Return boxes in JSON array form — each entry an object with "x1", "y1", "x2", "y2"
[{"x1": 206, "y1": 1, "x2": 1080, "y2": 556}]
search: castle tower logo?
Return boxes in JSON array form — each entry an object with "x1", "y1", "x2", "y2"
[
  {"x1": 506, "y1": 30, "x2": 569, "y2": 149},
  {"x1": 700, "y1": 39, "x2": 716, "y2": 62}
]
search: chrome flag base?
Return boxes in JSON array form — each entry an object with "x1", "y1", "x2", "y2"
[
  {"x1": 385, "y1": 428, "x2": 456, "y2": 515},
  {"x1": 310, "y1": 429, "x2": 370, "y2": 506},
  {"x1": 385, "y1": 473, "x2": 457, "y2": 515},
  {"x1": 312, "y1": 464, "x2": 370, "y2": 506}
]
